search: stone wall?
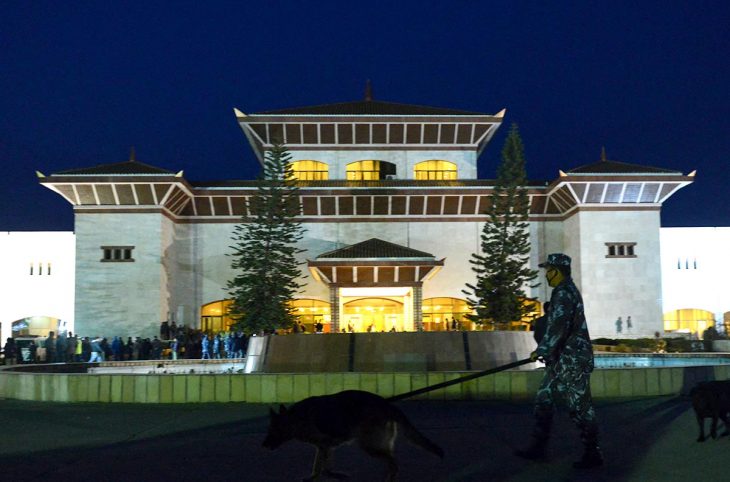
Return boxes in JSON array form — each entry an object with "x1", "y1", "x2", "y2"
[
  {"x1": 1, "y1": 364, "x2": 728, "y2": 403},
  {"x1": 262, "y1": 331, "x2": 538, "y2": 373}
]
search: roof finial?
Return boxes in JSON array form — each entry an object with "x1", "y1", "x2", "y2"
[
  {"x1": 364, "y1": 79, "x2": 372, "y2": 101},
  {"x1": 600, "y1": 146, "x2": 607, "y2": 162},
  {"x1": 129, "y1": 146, "x2": 136, "y2": 162}
]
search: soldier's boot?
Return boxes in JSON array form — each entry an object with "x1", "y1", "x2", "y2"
[
  {"x1": 514, "y1": 413, "x2": 552, "y2": 460},
  {"x1": 573, "y1": 424, "x2": 603, "y2": 469}
]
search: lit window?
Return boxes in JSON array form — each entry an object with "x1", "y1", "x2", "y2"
[
  {"x1": 605, "y1": 242, "x2": 637, "y2": 258},
  {"x1": 290, "y1": 160, "x2": 329, "y2": 181},
  {"x1": 346, "y1": 160, "x2": 396, "y2": 180},
  {"x1": 414, "y1": 160, "x2": 457, "y2": 180},
  {"x1": 101, "y1": 246, "x2": 135, "y2": 262}
]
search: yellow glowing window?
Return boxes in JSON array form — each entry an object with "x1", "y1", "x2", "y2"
[
  {"x1": 200, "y1": 299, "x2": 235, "y2": 333},
  {"x1": 347, "y1": 160, "x2": 381, "y2": 180},
  {"x1": 290, "y1": 160, "x2": 329, "y2": 181},
  {"x1": 414, "y1": 160, "x2": 457, "y2": 180},
  {"x1": 663, "y1": 308, "x2": 716, "y2": 335}
]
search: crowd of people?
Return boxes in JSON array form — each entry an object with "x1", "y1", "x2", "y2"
[{"x1": 1, "y1": 325, "x2": 249, "y2": 365}]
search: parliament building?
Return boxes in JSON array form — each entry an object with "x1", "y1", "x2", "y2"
[{"x1": 36, "y1": 95, "x2": 694, "y2": 339}]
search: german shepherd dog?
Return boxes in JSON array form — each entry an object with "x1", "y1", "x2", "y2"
[
  {"x1": 262, "y1": 390, "x2": 444, "y2": 481},
  {"x1": 691, "y1": 380, "x2": 730, "y2": 442}
]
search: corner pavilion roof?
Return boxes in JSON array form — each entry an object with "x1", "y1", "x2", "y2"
[
  {"x1": 51, "y1": 149, "x2": 176, "y2": 176},
  {"x1": 52, "y1": 160, "x2": 176, "y2": 176},
  {"x1": 255, "y1": 99, "x2": 487, "y2": 116},
  {"x1": 317, "y1": 238, "x2": 435, "y2": 259},
  {"x1": 567, "y1": 150, "x2": 682, "y2": 176}
]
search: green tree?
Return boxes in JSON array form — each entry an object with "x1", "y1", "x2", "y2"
[
  {"x1": 227, "y1": 144, "x2": 305, "y2": 334},
  {"x1": 463, "y1": 124, "x2": 539, "y2": 327}
]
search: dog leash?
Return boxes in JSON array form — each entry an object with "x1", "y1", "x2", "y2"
[{"x1": 387, "y1": 357, "x2": 534, "y2": 402}]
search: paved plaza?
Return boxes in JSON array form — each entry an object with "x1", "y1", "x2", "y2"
[{"x1": 0, "y1": 395, "x2": 724, "y2": 481}]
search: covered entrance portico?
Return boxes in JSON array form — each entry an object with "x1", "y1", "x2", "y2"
[{"x1": 308, "y1": 238, "x2": 443, "y2": 333}]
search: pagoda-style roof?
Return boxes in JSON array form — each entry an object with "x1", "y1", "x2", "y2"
[
  {"x1": 308, "y1": 238, "x2": 444, "y2": 286},
  {"x1": 235, "y1": 95, "x2": 505, "y2": 163},
  {"x1": 568, "y1": 159, "x2": 681, "y2": 175},
  {"x1": 256, "y1": 99, "x2": 487, "y2": 116},
  {"x1": 317, "y1": 238, "x2": 435, "y2": 259},
  {"x1": 52, "y1": 155, "x2": 176, "y2": 176}
]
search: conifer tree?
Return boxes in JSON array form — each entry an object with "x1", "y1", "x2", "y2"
[
  {"x1": 463, "y1": 124, "x2": 539, "y2": 327},
  {"x1": 227, "y1": 144, "x2": 305, "y2": 334}
]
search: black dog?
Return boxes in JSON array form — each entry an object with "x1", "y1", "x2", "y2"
[{"x1": 691, "y1": 380, "x2": 730, "y2": 442}]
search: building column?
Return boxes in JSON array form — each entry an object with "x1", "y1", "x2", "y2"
[
  {"x1": 329, "y1": 285, "x2": 340, "y2": 333},
  {"x1": 413, "y1": 284, "x2": 423, "y2": 331}
]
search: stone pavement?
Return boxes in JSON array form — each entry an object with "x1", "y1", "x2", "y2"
[{"x1": 0, "y1": 395, "x2": 724, "y2": 481}]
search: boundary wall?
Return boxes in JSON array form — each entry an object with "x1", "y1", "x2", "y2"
[{"x1": 1, "y1": 364, "x2": 729, "y2": 403}]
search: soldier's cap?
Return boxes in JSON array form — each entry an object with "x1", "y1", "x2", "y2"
[{"x1": 538, "y1": 253, "x2": 572, "y2": 268}]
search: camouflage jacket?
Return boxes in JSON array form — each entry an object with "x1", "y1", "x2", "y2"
[{"x1": 535, "y1": 277, "x2": 594, "y2": 372}]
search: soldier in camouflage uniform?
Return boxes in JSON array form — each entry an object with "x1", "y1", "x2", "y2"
[{"x1": 515, "y1": 253, "x2": 603, "y2": 469}]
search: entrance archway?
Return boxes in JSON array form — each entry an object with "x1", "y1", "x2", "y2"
[{"x1": 342, "y1": 297, "x2": 404, "y2": 332}]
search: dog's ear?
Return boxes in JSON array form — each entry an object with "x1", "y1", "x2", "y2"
[{"x1": 278, "y1": 404, "x2": 287, "y2": 414}]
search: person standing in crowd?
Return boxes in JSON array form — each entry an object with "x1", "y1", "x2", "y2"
[
  {"x1": 3, "y1": 338, "x2": 17, "y2": 365},
  {"x1": 151, "y1": 336, "x2": 162, "y2": 359},
  {"x1": 615, "y1": 316, "x2": 622, "y2": 334},
  {"x1": 171, "y1": 337, "x2": 179, "y2": 361},
  {"x1": 89, "y1": 338, "x2": 103, "y2": 362},
  {"x1": 224, "y1": 333, "x2": 233, "y2": 358},
  {"x1": 237, "y1": 332, "x2": 247, "y2": 358},
  {"x1": 55, "y1": 332, "x2": 67, "y2": 363},
  {"x1": 141, "y1": 338, "x2": 152, "y2": 360},
  {"x1": 515, "y1": 253, "x2": 603, "y2": 469},
  {"x1": 45, "y1": 331, "x2": 56, "y2": 363},
  {"x1": 111, "y1": 336, "x2": 123, "y2": 361},
  {"x1": 81, "y1": 337, "x2": 91, "y2": 361},
  {"x1": 212, "y1": 334, "x2": 222, "y2": 359},
  {"x1": 626, "y1": 316, "x2": 632, "y2": 332},
  {"x1": 66, "y1": 333, "x2": 77, "y2": 362},
  {"x1": 201, "y1": 334, "x2": 210, "y2": 360},
  {"x1": 101, "y1": 337, "x2": 112, "y2": 361},
  {"x1": 125, "y1": 337, "x2": 133, "y2": 360},
  {"x1": 74, "y1": 336, "x2": 83, "y2": 362},
  {"x1": 160, "y1": 321, "x2": 170, "y2": 340}
]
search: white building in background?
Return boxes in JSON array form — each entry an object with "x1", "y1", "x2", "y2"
[
  {"x1": 660, "y1": 227, "x2": 730, "y2": 335},
  {"x1": 0, "y1": 231, "x2": 75, "y2": 342},
  {"x1": 6, "y1": 95, "x2": 714, "y2": 340}
]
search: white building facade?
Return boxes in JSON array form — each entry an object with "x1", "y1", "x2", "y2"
[
  {"x1": 0, "y1": 231, "x2": 75, "y2": 342},
  {"x1": 27, "y1": 97, "x2": 698, "y2": 339}
]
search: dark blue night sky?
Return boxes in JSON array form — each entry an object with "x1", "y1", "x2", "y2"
[{"x1": 2, "y1": 1, "x2": 728, "y2": 231}]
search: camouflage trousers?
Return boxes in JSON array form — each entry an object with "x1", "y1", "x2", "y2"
[{"x1": 532, "y1": 363, "x2": 598, "y2": 443}]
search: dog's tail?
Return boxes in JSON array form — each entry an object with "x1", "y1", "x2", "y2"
[{"x1": 396, "y1": 411, "x2": 444, "y2": 458}]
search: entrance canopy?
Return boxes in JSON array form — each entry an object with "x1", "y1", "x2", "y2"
[{"x1": 308, "y1": 238, "x2": 444, "y2": 287}]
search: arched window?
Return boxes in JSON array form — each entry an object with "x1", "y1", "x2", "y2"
[
  {"x1": 290, "y1": 298, "x2": 331, "y2": 333},
  {"x1": 346, "y1": 160, "x2": 396, "y2": 181},
  {"x1": 290, "y1": 160, "x2": 329, "y2": 181},
  {"x1": 201, "y1": 299, "x2": 234, "y2": 333},
  {"x1": 421, "y1": 297, "x2": 471, "y2": 331},
  {"x1": 663, "y1": 308, "x2": 716, "y2": 337},
  {"x1": 414, "y1": 160, "x2": 457, "y2": 180}
]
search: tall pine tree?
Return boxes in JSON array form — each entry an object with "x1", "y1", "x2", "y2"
[
  {"x1": 463, "y1": 124, "x2": 539, "y2": 327},
  {"x1": 227, "y1": 144, "x2": 305, "y2": 334}
]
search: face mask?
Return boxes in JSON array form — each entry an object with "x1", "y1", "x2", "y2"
[{"x1": 546, "y1": 267, "x2": 563, "y2": 287}]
